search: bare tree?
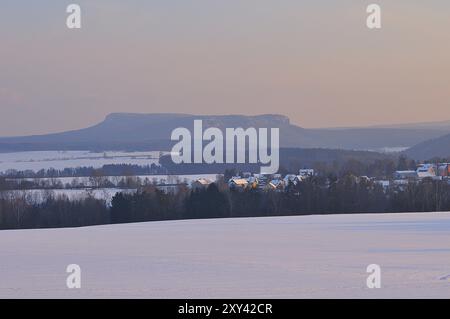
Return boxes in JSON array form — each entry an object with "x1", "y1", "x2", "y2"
[{"x1": 90, "y1": 169, "x2": 106, "y2": 189}]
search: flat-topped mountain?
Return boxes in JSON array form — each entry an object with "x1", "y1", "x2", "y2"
[{"x1": 0, "y1": 113, "x2": 449, "y2": 153}]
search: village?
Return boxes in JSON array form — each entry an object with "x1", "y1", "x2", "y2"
[
  {"x1": 191, "y1": 169, "x2": 317, "y2": 192},
  {"x1": 190, "y1": 163, "x2": 450, "y2": 193}
]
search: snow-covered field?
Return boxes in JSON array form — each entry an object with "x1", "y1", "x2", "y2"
[
  {"x1": 0, "y1": 151, "x2": 161, "y2": 172},
  {"x1": 1, "y1": 212, "x2": 450, "y2": 298},
  {"x1": 7, "y1": 174, "x2": 220, "y2": 188}
]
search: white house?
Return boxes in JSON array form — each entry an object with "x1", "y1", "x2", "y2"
[{"x1": 416, "y1": 164, "x2": 436, "y2": 178}]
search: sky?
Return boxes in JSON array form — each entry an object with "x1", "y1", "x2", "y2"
[{"x1": 0, "y1": 0, "x2": 449, "y2": 136}]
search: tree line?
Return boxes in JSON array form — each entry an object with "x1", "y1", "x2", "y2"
[
  {"x1": 2, "y1": 175, "x2": 450, "y2": 230},
  {"x1": 1, "y1": 163, "x2": 167, "y2": 179}
]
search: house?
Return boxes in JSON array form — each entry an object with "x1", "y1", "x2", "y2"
[
  {"x1": 438, "y1": 163, "x2": 450, "y2": 177},
  {"x1": 266, "y1": 179, "x2": 285, "y2": 191},
  {"x1": 416, "y1": 164, "x2": 436, "y2": 178},
  {"x1": 246, "y1": 176, "x2": 259, "y2": 189},
  {"x1": 228, "y1": 177, "x2": 249, "y2": 190},
  {"x1": 191, "y1": 178, "x2": 213, "y2": 190}
]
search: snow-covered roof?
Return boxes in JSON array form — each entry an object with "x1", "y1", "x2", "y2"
[
  {"x1": 194, "y1": 178, "x2": 213, "y2": 185},
  {"x1": 229, "y1": 178, "x2": 248, "y2": 186}
]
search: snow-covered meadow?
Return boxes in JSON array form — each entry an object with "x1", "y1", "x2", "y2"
[
  {"x1": 6, "y1": 174, "x2": 219, "y2": 188},
  {"x1": 0, "y1": 212, "x2": 449, "y2": 298},
  {"x1": 0, "y1": 151, "x2": 219, "y2": 202},
  {"x1": 0, "y1": 150, "x2": 161, "y2": 172}
]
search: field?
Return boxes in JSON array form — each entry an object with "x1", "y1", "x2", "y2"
[
  {"x1": 0, "y1": 150, "x2": 219, "y2": 204},
  {"x1": 1, "y1": 212, "x2": 449, "y2": 298},
  {"x1": 0, "y1": 150, "x2": 161, "y2": 172}
]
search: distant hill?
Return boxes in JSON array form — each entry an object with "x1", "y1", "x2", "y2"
[
  {"x1": 365, "y1": 120, "x2": 450, "y2": 130},
  {"x1": 0, "y1": 113, "x2": 449, "y2": 152},
  {"x1": 404, "y1": 133, "x2": 450, "y2": 159},
  {"x1": 159, "y1": 148, "x2": 393, "y2": 174}
]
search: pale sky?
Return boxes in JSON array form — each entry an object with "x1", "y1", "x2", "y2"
[{"x1": 0, "y1": 1, "x2": 449, "y2": 136}]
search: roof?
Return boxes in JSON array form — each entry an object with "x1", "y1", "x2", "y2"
[
  {"x1": 194, "y1": 178, "x2": 213, "y2": 185},
  {"x1": 229, "y1": 178, "x2": 248, "y2": 186}
]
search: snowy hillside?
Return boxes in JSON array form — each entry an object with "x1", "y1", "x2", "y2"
[{"x1": 1, "y1": 213, "x2": 450, "y2": 298}]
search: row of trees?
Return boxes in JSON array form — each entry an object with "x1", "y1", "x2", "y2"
[
  {"x1": 1, "y1": 175, "x2": 183, "y2": 191},
  {"x1": 1, "y1": 163, "x2": 167, "y2": 179},
  {"x1": 109, "y1": 176, "x2": 450, "y2": 225},
  {"x1": 0, "y1": 194, "x2": 109, "y2": 230},
  {"x1": 2, "y1": 174, "x2": 450, "y2": 230}
]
